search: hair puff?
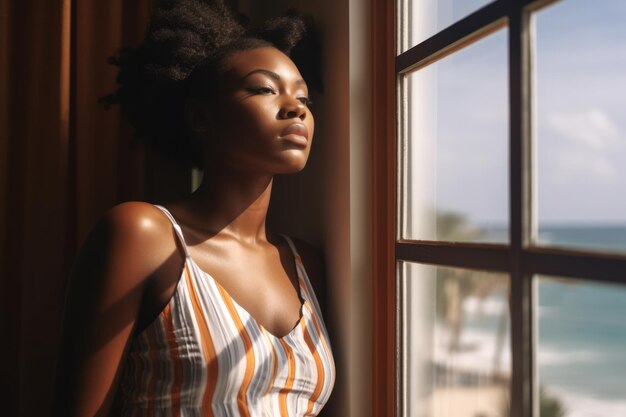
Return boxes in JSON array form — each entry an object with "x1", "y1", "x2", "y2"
[{"x1": 101, "y1": 0, "x2": 315, "y2": 171}]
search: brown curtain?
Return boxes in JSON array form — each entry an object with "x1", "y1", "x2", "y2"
[{"x1": 0, "y1": 1, "x2": 191, "y2": 416}]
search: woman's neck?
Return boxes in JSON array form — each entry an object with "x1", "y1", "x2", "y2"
[{"x1": 182, "y1": 167, "x2": 275, "y2": 244}]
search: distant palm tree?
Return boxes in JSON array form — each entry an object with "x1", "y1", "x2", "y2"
[
  {"x1": 499, "y1": 386, "x2": 567, "y2": 417},
  {"x1": 539, "y1": 386, "x2": 567, "y2": 417},
  {"x1": 436, "y1": 211, "x2": 504, "y2": 360}
]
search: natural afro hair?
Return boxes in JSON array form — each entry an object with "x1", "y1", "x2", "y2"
[{"x1": 100, "y1": 0, "x2": 311, "y2": 171}]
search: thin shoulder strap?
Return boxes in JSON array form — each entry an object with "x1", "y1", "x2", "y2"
[
  {"x1": 279, "y1": 233, "x2": 332, "y2": 344},
  {"x1": 153, "y1": 204, "x2": 189, "y2": 258},
  {"x1": 279, "y1": 233, "x2": 301, "y2": 258}
]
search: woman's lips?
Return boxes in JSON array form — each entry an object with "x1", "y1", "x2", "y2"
[{"x1": 279, "y1": 123, "x2": 308, "y2": 147}]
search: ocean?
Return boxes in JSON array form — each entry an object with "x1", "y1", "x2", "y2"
[
  {"x1": 468, "y1": 224, "x2": 626, "y2": 417},
  {"x1": 538, "y1": 277, "x2": 626, "y2": 417}
]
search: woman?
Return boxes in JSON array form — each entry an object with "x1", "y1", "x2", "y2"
[{"x1": 52, "y1": 1, "x2": 335, "y2": 416}]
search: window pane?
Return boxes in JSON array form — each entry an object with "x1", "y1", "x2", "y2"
[
  {"x1": 402, "y1": 29, "x2": 509, "y2": 243},
  {"x1": 403, "y1": 0, "x2": 495, "y2": 52},
  {"x1": 400, "y1": 262, "x2": 510, "y2": 417},
  {"x1": 534, "y1": 0, "x2": 626, "y2": 254},
  {"x1": 536, "y1": 276, "x2": 626, "y2": 417}
]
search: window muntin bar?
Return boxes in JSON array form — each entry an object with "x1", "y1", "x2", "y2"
[{"x1": 402, "y1": 0, "x2": 497, "y2": 53}]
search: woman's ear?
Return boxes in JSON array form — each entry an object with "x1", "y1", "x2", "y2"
[{"x1": 184, "y1": 98, "x2": 213, "y2": 135}]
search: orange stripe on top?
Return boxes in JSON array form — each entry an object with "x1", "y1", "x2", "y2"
[
  {"x1": 300, "y1": 318, "x2": 325, "y2": 415},
  {"x1": 216, "y1": 284, "x2": 255, "y2": 417},
  {"x1": 185, "y1": 264, "x2": 218, "y2": 416},
  {"x1": 161, "y1": 304, "x2": 182, "y2": 417},
  {"x1": 297, "y1": 277, "x2": 309, "y2": 299},
  {"x1": 278, "y1": 339, "x2": 296, "y2": 417},
  {"x1": 307, "y1": 306, "x2": 333, "y2": 383}
]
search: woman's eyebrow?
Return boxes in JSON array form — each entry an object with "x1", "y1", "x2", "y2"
[{"x1": 243, "y1": 69, "x2": 306, "y2": 85}]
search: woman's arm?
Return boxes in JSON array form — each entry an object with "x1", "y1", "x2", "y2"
[{"x1": 52, "y1": 202, "x2": 171, "y2": 417}]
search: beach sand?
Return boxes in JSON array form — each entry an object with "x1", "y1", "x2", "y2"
[{"x1": 429, "y1": 385, "x2": 508, "y2": 417}]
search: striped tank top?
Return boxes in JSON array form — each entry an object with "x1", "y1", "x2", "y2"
[{"x1": 118, "y1": 204, "x2": 336, "y2": 417}]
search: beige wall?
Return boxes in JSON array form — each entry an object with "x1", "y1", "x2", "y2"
[
  {"x1": 348, "y1": 1, "x2": 372, "y2": 416},
  {"x1": 244, "y1": 1, "x2": 373, "y2": 416}
]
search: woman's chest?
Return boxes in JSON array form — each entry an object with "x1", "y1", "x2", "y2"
[
  {"x1": 121, "y1": 273, "x2": 335, "y2": 415},
  {"x1": 152, "y1": 237, "x2": 304, "y2": 334}
]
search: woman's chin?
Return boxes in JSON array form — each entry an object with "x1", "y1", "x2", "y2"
[
  {"x1": 275, "y1": 150, "x2": 309, "y2": 171},
  {"x1": 283, "y1": 163, "x2": 308, "y2": 174},
  {"x1": 275, "y1": 158, "x2": 309, "y2": 174}
]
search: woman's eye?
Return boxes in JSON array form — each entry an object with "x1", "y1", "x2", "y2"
[
  {"x1": 298, "y1": 96, "x2": 313, "y2": 107},
  {"x1": 249, "y1": 86, "x2": 275, "y2": 95}
]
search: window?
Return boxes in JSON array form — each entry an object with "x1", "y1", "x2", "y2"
[{"x1": 372, "y1": 1, "x2": 626, "y2": 416}]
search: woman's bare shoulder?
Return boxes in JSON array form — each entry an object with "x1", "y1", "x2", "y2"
[
  {"x1": 102, "y1": 201, "x2": 167, "y2": 231},
  {"x1": 82, "y1": 201, "x2": 179, "y2": 277},
  {"x1": 99, "y1": 201, "x2": 172, "y2": 240}
]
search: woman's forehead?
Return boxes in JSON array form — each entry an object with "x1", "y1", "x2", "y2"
[{"x1": 221, "y1": 47, "x2": 304, "y2": 83}]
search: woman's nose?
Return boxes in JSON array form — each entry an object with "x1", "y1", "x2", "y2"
[{"x1": 280, "y1": 98, "x2": 306, "y2": 120}]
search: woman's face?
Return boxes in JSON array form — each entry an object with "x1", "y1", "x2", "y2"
[{"x1": 203, "y1": 46, "x2": 314, "y2": 175}]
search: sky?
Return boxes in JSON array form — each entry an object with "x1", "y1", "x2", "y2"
[{"x1": 405, "y1": 0, "x2": 626, "y2": 227}]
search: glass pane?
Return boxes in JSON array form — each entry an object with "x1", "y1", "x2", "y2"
[
  {"x1": 534, "y1": 0, "x2": 626, "y2": 254},
  {"x1": 401, "y1": 262, "x2": 510, "y2": 417},
  {"x1": 403, "y1": 29, "x2": 509, "y2": 243},
  {"x1": 536, "y1": 276, "x2": 626, "y2": 417},
  {"x1": 403, "y1": 0, "x2": 495, "y2": 52}
]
